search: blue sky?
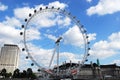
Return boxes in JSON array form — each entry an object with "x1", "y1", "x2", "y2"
[{"x1": 0, "y1": 0, "x2": 120, "y2": 71}]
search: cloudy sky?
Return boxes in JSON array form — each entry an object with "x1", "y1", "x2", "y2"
[{"x1": 0, "y1": 0, "x2": 120, "y2": 71}]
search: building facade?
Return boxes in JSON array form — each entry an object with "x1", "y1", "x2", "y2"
[
  {"x1": 51, "y1": 63, "x2": 120, "y2": 79},
  {"x1": 0, "y1": 44, "x2": 20, "y2": 73},
  {"x1": 73, "y1": 63, "x2": 120, "y2": 79}
]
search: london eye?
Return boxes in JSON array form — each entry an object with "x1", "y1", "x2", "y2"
[{"x1": 20, "y1": 6, "x2": 90, "y2": 79}]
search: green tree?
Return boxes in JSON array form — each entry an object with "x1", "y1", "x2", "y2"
[
  {"x1": 12, "y1": 68, "x2": 20, "y2": 78},
  {"x1": 1, "y1": 68, "x2": 7, "y2": 78},
  {"x1": 21, "y1": 70, "x2": 27, "y2": 78},
  {"x1": 6, "y1": 72, "x2": 12, "y2": 78},
  {"x1": 27, "y1": 68, "x2": 37, "y2": 79},
  {"x1": 27, "y1": 68, "x2": 33, "y2": 78}
]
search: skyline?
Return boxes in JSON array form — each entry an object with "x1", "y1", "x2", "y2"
[{"x1": 0, "y1": 0, "x2": 120, "y2": 71}]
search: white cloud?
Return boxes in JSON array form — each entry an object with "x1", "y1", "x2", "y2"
[
  {"x1": 90, "y1": 32, "x2": 120, "y2": 59},
  {"x1": 30, "y1": 12, "x2": 57, "y2": 28},
  {"x1": 32, "y1": 48, "x2": 54, "y2": 67},
  {"x1": 87, "y1": 0, "x2": 120, "y2": 16},
  {"x1": 108, "y1": 32, "x2": 120, "y2": 49},
  {"x1": 2, "y1": 16, "x2": 21, "y2": 28},
  {"x1": 86, "y1": 0, "x2": 92, "y2": 3},
  {"x1": 57, "y1": 16, "x2": 71, "y2": 27},
  {"x1": 23, "y1": 42, "x2": 84, "y2": 68},
  {"x1": 14, "y1": 1, "x2": 67, "y2": 20},
  {"x1": 7, "y1": 1, "x2": 69, "y2": 69},
  {"x1": 44, "y1": 34, "x2": 57, "y2": 41},
  {"x1": 48, "y1": 1, "x2": 68, "y2": 9},
  {"x1": 26, "y1": 28, "x2": 41, "y2": 41},
  {"x1": 32, "y1": 14, "x2": 71, "y2": 28},
  {"x1": 0, "y1": 16, "x2": 22, "y2": 47},
  {"x1": 0, "y1": 2, "x2": 8, "y2": 11},
  {"x1": 0, "y1": 23, "x2": 20, "y2": 39},
  {"x1": 63, "y1": 25, "x2": 84, "y2": 47},
  {"x1": 14, "y1": 1, "x2": 69, "y2": 29},
  {"x1": 90, "y1": 46, "x2": 116, "y2": 59},
  {"x1": 23, "y1": 25, "x2": 95, "y2": 68},
  {"x1": 112, "y1": 60, "x2": 120, "y2": 65},
  {"x1": 60, "y1": 52, "x2": 83, "y2": 63},
  {"x1": 88, "y1": 33, "x2": 96, "y2": 41},
  {"x1": 0, "y1": 23, "x2": 21, "y2": 45},
  {"x1": 14, "y1": 7, "x2": 34, "y2": 19},
  {"x1": 108, "y1": 32, "x2": 120, "y2": 42},
  {"x1": 23, "y1": 42, "x2": 60, "y2": 68},
  {"x1": 63, "y1": 25, "x2": 96, "y2": 47},
  {"x1": 0, "y1": 1, "x2": 68, "y2": 46}
]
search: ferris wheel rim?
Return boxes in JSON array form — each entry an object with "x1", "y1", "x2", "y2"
[{"x1": 21, "y1": 6, "x2": 90, "y2": 71}]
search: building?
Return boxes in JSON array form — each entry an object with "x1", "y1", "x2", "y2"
[
  {"x1": 51, "y1": 63, "x2": 120, "y2": 79},
  {"x1": 75, "y1": 64, "x2": 120, "y2": 80},
  {"x1": 0, "y1": 44, "x2": 20, "y2": 73}
]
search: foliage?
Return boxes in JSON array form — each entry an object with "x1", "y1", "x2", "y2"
[
  {"x1": 20, "y1": 70, "x2": 27, "y2": 78},
  {"x1": 0, "y1": 68, "x2": 7, "y2": 78},
  {"x1": 0, "y1": 68, "x2": 12, "y2": 78},
  {"x1": 12, "y1": 68, "x2": 20, "y2": 78},
  {"x1": 26, "y1": 68, "x2": 36, "y2": 79},
  {"x1": 12, "y1": 68, "x2": 37, "y2": 79},
  {"x1": 0, "y1": 68, "x2": 37, "y2": 79},
  {"x1": 5, "y1": 72, "x2": 12, "y2": 78}
]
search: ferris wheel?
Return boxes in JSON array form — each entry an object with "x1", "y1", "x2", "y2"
[{"x1": 20, "y1": 6, "x2": 90, "y2": 77}]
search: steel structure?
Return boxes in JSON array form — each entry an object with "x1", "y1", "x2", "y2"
[{"x1": 20, "y1": 6, "x2": 90, "y2": 79}]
